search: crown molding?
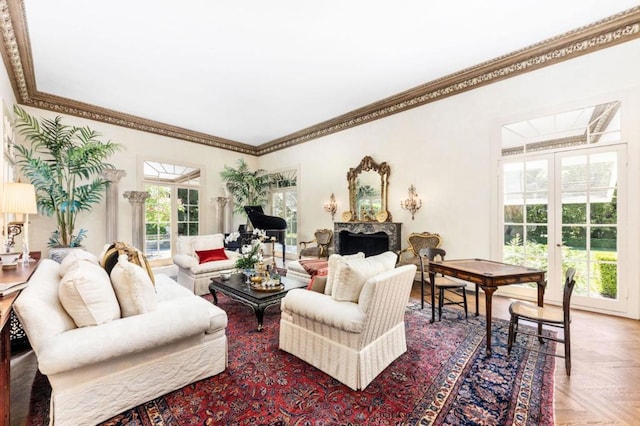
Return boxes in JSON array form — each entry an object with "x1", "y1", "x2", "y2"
[{"x1": 1, "y1": 0, "x2": 639, "y2": 156}]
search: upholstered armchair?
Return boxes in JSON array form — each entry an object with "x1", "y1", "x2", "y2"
[
  {"x1": 173, "y1": 234, "x2": 239, "y2": 295},
  {"x1": 397, "y1": 232, "x2": 442, "y2": 275},
  {"x1": 279, "y1": 251, "x2": 416, "y2": 390},
  {"x1": 298, "y1": 229, "x2": 334, "y2": 259}
]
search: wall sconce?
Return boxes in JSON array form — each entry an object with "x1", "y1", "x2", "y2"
[
  {"x1": 400, "y1": 184, "x2": 422, "y2": 220},
  {"x1": 2, "y1": 182, "x2": 38, "y2": 264},
  {"x1": 323, "y1": 193, "x2": 337, "y2": 221}
]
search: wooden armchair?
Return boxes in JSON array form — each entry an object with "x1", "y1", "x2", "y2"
[
  {"x1": 298, "y1": 229, "x2": 334, "y2": 259},
  {"x1": 397, "y1": 232, "x2": 442, "y2": 271}
]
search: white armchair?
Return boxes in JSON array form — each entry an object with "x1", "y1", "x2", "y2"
[
  {"x1": 173, "y1": 233, "x2": 239, "y2": 295},
  {"x1": 279, "y1": 251, "x2": 416, "y2": 390}
]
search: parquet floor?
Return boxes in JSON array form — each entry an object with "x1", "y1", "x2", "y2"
[{"x1": 410, "y1": 281, "x2": 640, "y2": 425}]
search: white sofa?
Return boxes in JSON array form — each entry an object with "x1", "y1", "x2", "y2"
[
  {"x1": 173, "y1": 233, "x2": 239, "y2": 295},
  {"x1": 279, "y1": 252, "x2": 416, "y2": 390},
  {"x1": 14, "y1": 258, "x2": 228, "y2": 426}
]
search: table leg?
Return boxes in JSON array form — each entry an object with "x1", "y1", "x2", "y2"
[
  {"x1": 537, "y1": 279, "x2": 546, "y2": 343},
  {"x1": 1, "y1": 320, "x2": 10, "y2": 426},
  {"x1": 475, "y1": 284, "x2": 479, "y2": 317},
  {"x1": 210, "y1": 288, "x2": 219, "y2": 305},
  {"x1": 482, "y1": 286, "x2": 497, "y2": 356},
  {"x1": 254, "y1": 306, "x2": 265, "y2": 332},
  {"x1": 429, "y1": 271, "x2": 436, "y2": 323}
]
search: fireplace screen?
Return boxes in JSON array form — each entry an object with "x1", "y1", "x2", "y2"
[{"x1": 338, "y1": 230, "x2": 389, "y2": 257}]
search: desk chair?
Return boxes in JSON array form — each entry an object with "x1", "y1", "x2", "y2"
[
  {"x1": 507, "y1": 268, "x2": 576, "y2": 375},
  {"x1": 419, "y1": 247, "x2": 468, "y2": 320}
]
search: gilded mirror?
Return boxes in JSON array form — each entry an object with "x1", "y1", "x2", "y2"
[{"x1": 345, "y1": 156, "x2": 391, "y2": 222}]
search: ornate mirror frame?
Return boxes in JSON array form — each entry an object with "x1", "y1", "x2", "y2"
[{"x1": 345, "y1": 155, "x2": 391, "y2": 222}]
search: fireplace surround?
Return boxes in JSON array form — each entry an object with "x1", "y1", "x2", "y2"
[{"x1": 334, "y1": 222, "x2": 401, "y2": 256}]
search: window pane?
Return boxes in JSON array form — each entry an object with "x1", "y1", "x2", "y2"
[
  {"x1": 591, "y1": 227, "x2": 616, "y2": 252},
  {"x1": 504, "y1": 205, "x2": 523, "y2": 223},
  {"x1": 526, "y1": 203, "x2": 547, "y2": 224},
  {"x1": 177, "y1": 222, "x2": 186, "y2": 235},
  {"x1": 562, "y1": 226, "x2": 587, "y2": 259},
  {"x1": 189, "y1": 223, "x2": 198, "y2": 235},
  {"x1": 504, "y1": 225, "x2": 523, "y2": 245},
  {"x1": 562, "y1": 202, "x2": 586, "y2": 224},
  {"x1": 188, "y1": 206, "x2": 199, "y2": 221}
]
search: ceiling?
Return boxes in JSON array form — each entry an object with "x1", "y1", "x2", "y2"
[{"x1": 1, "y1": 1, "x2": 640, "y2": 155}]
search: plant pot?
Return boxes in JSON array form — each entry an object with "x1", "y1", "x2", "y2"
[{"x1": 49, "y1": 246, "x2": 85, "y2": 264}]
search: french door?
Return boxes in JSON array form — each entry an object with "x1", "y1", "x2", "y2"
[{"x1": 500, "y1": 145, "x2": 626, "y2": 313}]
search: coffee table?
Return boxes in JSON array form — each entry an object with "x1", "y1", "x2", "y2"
[{"x1": 209, "y1": 273, "x2": 307, "y2": 331}]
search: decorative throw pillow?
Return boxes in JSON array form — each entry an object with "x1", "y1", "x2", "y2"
[
  {"x1": 110, "y1": 255, "x2": 158, "y2": 317},
  {"x1": 331, "y1": 251, "x2": 398, "y2": 302},
  {"x1": 101, "y1": 241, "x2": 155, "y2": 285},
  {"x1": 59, "y1": 260, "x2": 121, "y2": 327},
  {"x1": 192, "y1": 235, "x2": 225, "y2": 255},
  {"x1": 196, "y1": 248, "x2": 228, "y2": 264},
  {"x1": 307, "y1": 275, "x2": 327, "y2": 293},
  {"x1": 58, "y1": 249, "x2": 99, "y2": 277},
  {"x1": 324, "y1": 252, "x2": 365, "y2": 295}
]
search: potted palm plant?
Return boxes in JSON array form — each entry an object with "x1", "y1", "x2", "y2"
[
  {"x1": 220, "y1": 159, "x2": 272, "y2": 227},
  {"x1": 12, "y1": 105, "x2": 121, "y2": 253}
]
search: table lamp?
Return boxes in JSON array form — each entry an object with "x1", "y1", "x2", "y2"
[{"x1": 2, "y1": 182, "x2": 37, "y2": 265}]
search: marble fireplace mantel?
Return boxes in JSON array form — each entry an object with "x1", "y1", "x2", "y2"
[{"x1": 334, "y1": 222, "x2": 402, "y2": 255}]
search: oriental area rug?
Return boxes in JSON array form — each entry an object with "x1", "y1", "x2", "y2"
[{"x1": 27, "y1": 295, "x2": 555, "y2": 425}]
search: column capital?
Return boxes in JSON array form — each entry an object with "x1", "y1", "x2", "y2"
[
  {"x1": 123, "y1": 190, "x2": 150, "y2": 205},
  {"x1": 102, "y1": 169, "x2": 127, "y2": 183},
  {"x1": 215, "y1": 196, "x2": 229, "y2": 207}
]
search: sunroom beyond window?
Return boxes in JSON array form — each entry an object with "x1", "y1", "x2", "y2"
[{"x1": 143, "y1": 161, "x2": 201, "y2": 260}]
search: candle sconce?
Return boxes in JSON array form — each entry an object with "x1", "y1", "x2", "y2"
[
  {"x1": 323, "y1": 193, "x2": 337, "y2": 221},
  {"x1": 400, "y1": 184, "x2": 422, "y2": 220}
]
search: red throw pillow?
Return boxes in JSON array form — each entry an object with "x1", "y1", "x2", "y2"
[{"x1": 196, "y1": 248, "x2": 228, "y2": 264}]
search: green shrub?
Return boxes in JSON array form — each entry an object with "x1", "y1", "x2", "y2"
[{"x1": 596, "y1": 253, "x2": 617, "y2": 298}]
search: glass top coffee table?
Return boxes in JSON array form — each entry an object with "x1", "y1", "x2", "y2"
[{"x1": 209, "y1": 273, "x2": 307, "y2": 331}]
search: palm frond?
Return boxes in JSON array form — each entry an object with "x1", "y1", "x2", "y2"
[{"x1": 12, "y1": 105, "x2": 122, "y2": 246}]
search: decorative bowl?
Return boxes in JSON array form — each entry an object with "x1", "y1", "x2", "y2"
[{"x1": 220, "y1": 272, "x2": 232, "y2": 280}]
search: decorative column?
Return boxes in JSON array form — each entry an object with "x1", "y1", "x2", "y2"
[
  {"x1": 101, "y1": 169, "x2": 126, "y2": 243},
  {"x1": 215, "y1": 197, "x2": 229, "y2": 234},
  {"x1": 123, "y1": 191, "x2": 149, "y2": 251},
  {"x1": 224, "y1": 200, "x2": 234, "y2": 234}
]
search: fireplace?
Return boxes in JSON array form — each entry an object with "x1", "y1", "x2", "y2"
[
  {"x1": 334, "y1": 222, "x2": 402, "y2": 256},
  {"x1": 338, "y1": 230, "x2": 389, "y2": 257}
]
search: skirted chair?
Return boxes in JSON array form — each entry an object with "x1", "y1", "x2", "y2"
[
  {"x1": 298, "y1": 229, "x2": 334, "y2": 259},
  {"x1": 279, "y1": 251, "x2": 416, "y2": 390},
  {"x1": 173, "y1": 233, "x2": 239, "y2": 295}
]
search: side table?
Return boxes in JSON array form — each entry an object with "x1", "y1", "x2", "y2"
[{"x1": 0, "y1": 260, "x2": 40, "y2": 426}]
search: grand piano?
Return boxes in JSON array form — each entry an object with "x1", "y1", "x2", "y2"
[{"x1": 244, "y1": 206, "x2": 287, "y2": 264}]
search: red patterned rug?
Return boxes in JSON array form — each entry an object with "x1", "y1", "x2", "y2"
[{"x1": 27, "y1": 295, "x2": 555, "y2": 425}]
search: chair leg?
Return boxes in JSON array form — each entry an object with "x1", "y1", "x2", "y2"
[
  {"x1": 438, "y1": 288, "x2": 444, "y2": 321},
  {"x1": 507, "y1": 316, "x2": 516, "y2": 354},
  {"x1": 564, "y1": 323, "x2": 571, "y2": 376}
]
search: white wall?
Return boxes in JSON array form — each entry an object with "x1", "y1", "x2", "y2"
[{"x1": 259, "y1": 38, "x2": 640, "y2": 318}]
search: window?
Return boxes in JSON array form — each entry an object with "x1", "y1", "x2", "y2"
[
  {"x1": 268, "y1": 170, "x2": 297, "y2": 254},
  {"x1": 499, "y1": 101, "x2": 626, "y2": 313},
  {"x1": 143, "y1": 161, "x2": 201, "y2": 260}
]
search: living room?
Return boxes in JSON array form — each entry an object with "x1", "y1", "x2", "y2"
[{"x1": 1, "y1": 2, "x2": 640, "y2": 425}]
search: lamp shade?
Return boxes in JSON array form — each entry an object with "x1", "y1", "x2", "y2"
[{"x1": 1, "y1": 182, "x2": 38, "y2": 215}]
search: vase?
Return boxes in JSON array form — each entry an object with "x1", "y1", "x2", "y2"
[{"x1": 243, "y1": 268, "x2": 256, "y2": 283}]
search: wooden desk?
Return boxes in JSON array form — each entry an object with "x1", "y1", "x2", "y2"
[
  {"x1": 426, "y1": 258, "x2": 546, "y2": 356},
  {"x1": 0, "y1": 261, "x2": 40, "y2": 426}
]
